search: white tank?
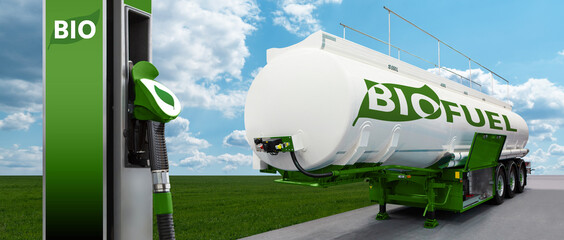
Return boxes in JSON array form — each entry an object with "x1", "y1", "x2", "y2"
[{"x1": 245, "y1": 31, "x2": 529, "y2": 171}]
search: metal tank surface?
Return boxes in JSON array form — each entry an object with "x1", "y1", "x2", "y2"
[{"x1": 245, "y1": 31, "x2": 528, "y2": 171}]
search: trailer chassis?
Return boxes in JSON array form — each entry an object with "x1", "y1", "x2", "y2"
[{"x1": 263, "y1": 133, "x2": 527, "y2": 228}]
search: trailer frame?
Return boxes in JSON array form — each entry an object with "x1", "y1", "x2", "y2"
[{"x1": 263, "y1": 133, "x2": 522, "y2": 228}]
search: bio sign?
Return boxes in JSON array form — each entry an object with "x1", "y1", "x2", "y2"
[
  {"x1": 48, "y1": 10, "x2": 99, "y2": 49},
  {"x1": 54, "y1": 20, "x2": 96, "y2": 39},
  {"x1": 353, "y1": 79, "x2": 517, "y2": 132}
]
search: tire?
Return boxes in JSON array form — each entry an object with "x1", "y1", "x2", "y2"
[
  {"x1": 492, "y1": 165, "x2": 506, "y2": 205},
  {"x1": 515, "y1": 161, "x2": 526, "y2": 193},
  {"x1": 505, "y1": 164, "x2": 517, "y2": 199}
]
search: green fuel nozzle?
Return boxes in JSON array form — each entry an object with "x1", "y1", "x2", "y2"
[
  {"x1": 131, "y1": 61, "x2": 181, "y2": 123},
  {"x1": 131, "y1": 61, "x2": 179, "y2": 240}
]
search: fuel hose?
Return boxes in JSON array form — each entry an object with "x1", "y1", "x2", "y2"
[
  {"x1": 290, "y1": 151, "x2": 333, "y2": 178},
  {"x1": 148, "y1": 121, "x2": 176, "y2": 240}
]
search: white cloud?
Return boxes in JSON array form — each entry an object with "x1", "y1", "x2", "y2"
[
  {"x1": 165, "y1": 117, "x2": 211, "y2": 154},
  {"x1": 0, "y1": 78, "x2": 42, "y2": 113},
  {"x1": 526, "y1": 148, "x2": 549, "y2": 164},
  {"x1": 178, "y1": 149, "x2": 215, "y2": 171},
  {"x1": 223, "y1": 129, "x2": 249, "y2": 148},
  {"x1": 222, "y1": 164, "x2": 238, "y2": 172},
  {"x1": 177, "y1": 150, "x2": 252, "y2": 172},
  {"x1": 558, "y1": 50, "x2": 564, "y2": 56},
  {"x1": 429, "y1": 67, "x2": 564, "y2": 142},
  {"x1": 152, "y1": 0, "x2": 260, "y2": 118},
  {"x1": 429, "y1": 68, "x2": 564, "y2": 117},
  {"x1": 548, "y1": 143, "x2": 564, "y2": 155},
  {"x1": 524, "y1": 147, "x2": 564, "y2": 175},
  {"x1": 0, "y1": 144, "x2": 42, "y2": 175},
  {"x1": 430, "y1": 67, "x2": 564, "y2": 174},
  {"x1": 217, "y1": 152, "x2": 252, "y2": 172},
  {"x1": 250, "y1": 67, "x2": 263, "y2": 78},
  {"x1": 217, "y1": 152, "x2": 252, "y2": 165},
  {"x1": 528, "y1": 119, "x2": 561, "y2": 142},
  {"x1": 165, "y1": 117, "x2": 252, "y2": 172},
  {"x1": 0, "y1": 112, "x2": 35, "y2": 131},
  {"x1": 506, "y1": 78, "x2": 564, "y2": 118},
  {"x1": 272, "y1": 0, "x2": 342, "y2": 37}
]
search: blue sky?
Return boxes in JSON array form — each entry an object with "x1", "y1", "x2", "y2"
[{"x1": 1, "y1": 0, "x2": 564, "y2": 175}]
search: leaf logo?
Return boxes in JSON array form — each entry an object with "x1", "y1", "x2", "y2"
[
  {"x1": 353, "y1": 79, "x2": 442, "y2": 126},
  {"x1": 154, "y1": 85, "x2": 175, "y2": 107}
]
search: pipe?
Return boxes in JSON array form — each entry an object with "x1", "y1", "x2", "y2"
[
  {"x1": 290, "y1": 151, "x2": 333, "y2": 178},
  {"x1": 332, "y1": 165, "x2": 441, "y2": 176},
  {"x1": 290, "y1": 151, "x2": 441, "y2": 178}
]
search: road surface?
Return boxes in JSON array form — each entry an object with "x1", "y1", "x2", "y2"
[{"x1": 242, "y1": 175, "x2": 564, "y2": 240}]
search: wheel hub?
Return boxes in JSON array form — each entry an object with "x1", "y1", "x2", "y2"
[{"x1": 497, "y1": 174, "x2": 504, "y2": 196}]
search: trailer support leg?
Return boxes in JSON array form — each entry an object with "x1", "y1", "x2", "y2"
[
  {"x1": 375, "y1": 176, "x2": 390, "y2": 220},
  {"x1": 424, "y1": 178, "x2": 439, "y2": 229},
  {"x1": 424, "y1": 211, "x2": 438, "y2": 228},
  {"x1": 376, "y1": 204, "x2": 390, "y2": 220}
]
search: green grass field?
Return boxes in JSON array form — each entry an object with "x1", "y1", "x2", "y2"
[
  {"x1": 0, "y1": 176, "x2": 42, "y2": 240},
  {"x1": 0, "y1": 176, "x2": 373, "y2": 239}
]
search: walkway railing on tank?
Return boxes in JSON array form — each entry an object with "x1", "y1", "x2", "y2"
[{"x1": 340, "y1": 6, "x2": 510, "y2": 101}]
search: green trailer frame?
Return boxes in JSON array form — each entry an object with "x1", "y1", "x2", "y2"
[{"x1": 261, "y1": 133, "x2": 507, "y2": 228}]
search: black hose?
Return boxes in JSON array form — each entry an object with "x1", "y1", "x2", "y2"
[
  {"x1": 156, "y1": 214, "x2": 176, "y2": 240},
  {"x1": 148, "y1": 121, "x2": 176, "y2": 240},
  {"x1": 290, "y1": 151, "x2": 333, "y2": 178},
  {"x1": 148, "y1": 121, "x2": 169, "y2": 171}
]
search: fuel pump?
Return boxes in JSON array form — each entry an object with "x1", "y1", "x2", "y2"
[{"x1": 44, "y1": 1, "x2": 181, "y2": 239}]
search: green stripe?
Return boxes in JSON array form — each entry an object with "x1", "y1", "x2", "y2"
[
  {"x1": 154, "y1": 192, "x2": 173, "y2": 215},
  {"x1": 45, "y1": 0, "x2": 104, "y2": 238},
  {"x1": 125, "y1": 0, "x2": 151, "y2": 13}
]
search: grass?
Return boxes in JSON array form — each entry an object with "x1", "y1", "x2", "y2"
[
  {"x1": 0, "y1": 176, "x2": 374, "y2": 239},
  {"x1": 163, "y1": 176, "x2": 373, "y2": 239},
  {"x1": 0, "y1": 176, "x2": 42, "y2": 240}
]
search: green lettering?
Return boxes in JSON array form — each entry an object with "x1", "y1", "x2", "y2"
[
  {"x1": 485, "y1": 111, "x2": 503, "y2": 130},
  {"x1": 503, "y1": 115, "x2": 517, "y2": 132},
  {"x1": 441, "y1": 100, "x2": 461, "y2": 123},
  {"x1": 460, "y1": 105, "x2": 485, "y2": 127}
]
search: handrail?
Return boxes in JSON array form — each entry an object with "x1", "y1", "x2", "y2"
[
  {"x1": 339, "y1": 6, "x2": 511, "y2": 100},
  {"x1": 339, "y1": 23, "x2": 481, "y2": 88},
  {"x1": 383, "y1": 6, "x2": 509, "y2": 85}
]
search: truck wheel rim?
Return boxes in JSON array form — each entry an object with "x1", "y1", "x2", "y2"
[
  {"x1": 519, "y1": 168, "x2": 524, "y2": 186},
  {"x1": 509, "y1": 169, "x2": 516, "y2": 191},
  {"x1": 497, "y1": 174, "x2": 504, "y2": 196}
]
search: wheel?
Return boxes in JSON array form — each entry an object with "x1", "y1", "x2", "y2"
[
  {"x1": 515, "y1": 161, "x2": 526, "y2": 193},
  {"x1": 505, "y1": 164, "x2": 517, "y2": 198},
  {"x1": 492, "y1": 165, "x2": 506, "y2": 205}
]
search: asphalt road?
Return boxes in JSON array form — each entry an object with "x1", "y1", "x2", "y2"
[{"x1": 241, "y1": 175, "x2": 564, "y2": 240}]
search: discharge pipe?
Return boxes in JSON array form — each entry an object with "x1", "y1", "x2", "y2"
[
  {"x1": 290, "y1": 151, "x2": 333, "y2": 178},
  {"x1": 290, "y1": 151, "x2": 441, "y2": 178}
]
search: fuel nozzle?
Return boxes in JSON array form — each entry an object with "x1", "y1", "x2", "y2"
[{"x1": 131, "y1": 61, "x2": 179, "y2": 240}]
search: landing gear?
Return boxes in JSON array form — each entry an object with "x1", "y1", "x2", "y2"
[
  {"x1": 376, "y1": 204, "x2": 390, "y2": 220},
  {"x1": 424, "y1": 211, "x2": 438, "y2": 229}
]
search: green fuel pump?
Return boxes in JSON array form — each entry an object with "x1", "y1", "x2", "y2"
[
  {"x1": 44, "y1": 1, "x2": 177, "y2": 238},
  {"x1": 131, "y1": 61, "x2": 180, "y2": 239}
]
